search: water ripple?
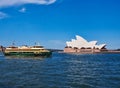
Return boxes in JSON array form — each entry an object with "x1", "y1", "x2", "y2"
[{"x1": 0, "y1": 53, "x2": 120, "y2": 88}]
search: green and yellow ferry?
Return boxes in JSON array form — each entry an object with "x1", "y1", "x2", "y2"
[{"x1": 3, "y1": 45, "x2": 52, "y2": 57}]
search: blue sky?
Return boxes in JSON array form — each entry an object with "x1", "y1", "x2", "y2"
[{"x1": 0, "y1": 0, "x2": 120, "y2": 49}]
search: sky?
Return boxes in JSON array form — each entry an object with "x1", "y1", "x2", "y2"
[{"x1": 0, "y1": 0, "x2": 120, "y2": 49}]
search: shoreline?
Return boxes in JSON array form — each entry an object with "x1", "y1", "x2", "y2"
[{"x1": 63, "y1": 48, "x2": 120, "y2": 54}]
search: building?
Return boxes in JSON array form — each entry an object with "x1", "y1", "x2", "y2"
[
  {"x1": 0, "y1": 46, "x2": 4, "y2": 52},
  {"x1": 64, "y1": 35, "x2": 107, "y2": 53}
]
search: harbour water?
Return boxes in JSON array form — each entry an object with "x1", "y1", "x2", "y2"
[{"x1": 0, "y1": 52, "x2": 120, "y2": 88}]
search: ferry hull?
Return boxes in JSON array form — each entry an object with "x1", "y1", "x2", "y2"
[{"x1": 4, "y1": 52, "x2": 52, "y2": 57}]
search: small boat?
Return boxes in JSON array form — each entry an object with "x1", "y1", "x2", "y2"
[{"x1": 3, "y1": 45, "x2": 52, "y2": 57}]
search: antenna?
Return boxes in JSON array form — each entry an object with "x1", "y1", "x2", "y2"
[
  {"x1": 12, "y1": 41, "x2": 15, "y2": 46},
  {"x1": 35, "y1": 42, "x2": 37, "y2": 45}
]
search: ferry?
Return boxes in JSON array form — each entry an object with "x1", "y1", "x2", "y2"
[{"x1": 3, "y1": 45, "x2": 52, "y2": 57}]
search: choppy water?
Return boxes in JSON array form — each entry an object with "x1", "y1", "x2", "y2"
[{"x1": 0, "y1": 52, "x2": 120, "y2": 88}]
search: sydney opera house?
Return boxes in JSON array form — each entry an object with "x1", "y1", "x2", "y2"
[{"x1": 64, "y1": 35, "x2": 107, "y2": 53}]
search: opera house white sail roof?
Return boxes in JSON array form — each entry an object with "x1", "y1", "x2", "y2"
[{"x1": 66, "y1": 35, "x2": 106, "y2": 49}]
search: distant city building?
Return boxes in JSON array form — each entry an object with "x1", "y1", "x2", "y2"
[{"x1": 0, "y1": 46, "x2": 4, "y2": 51}]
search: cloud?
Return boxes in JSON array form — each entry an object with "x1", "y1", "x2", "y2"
[
  {"x1": 0, "y1": 0, "x2": 56, "y2": 7},
  {"x1": 48, "y1": 40, "x2": 65, "y2": 49},
  {"x1": 49, "y1": 40, "x2": 64, "y2": 45},
  {"x1": 19, "y1": 7, "x2": 26, "y2": 13},
  {"x1": 0, "y1": 12, "x2": 8, "y2": 19}
]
